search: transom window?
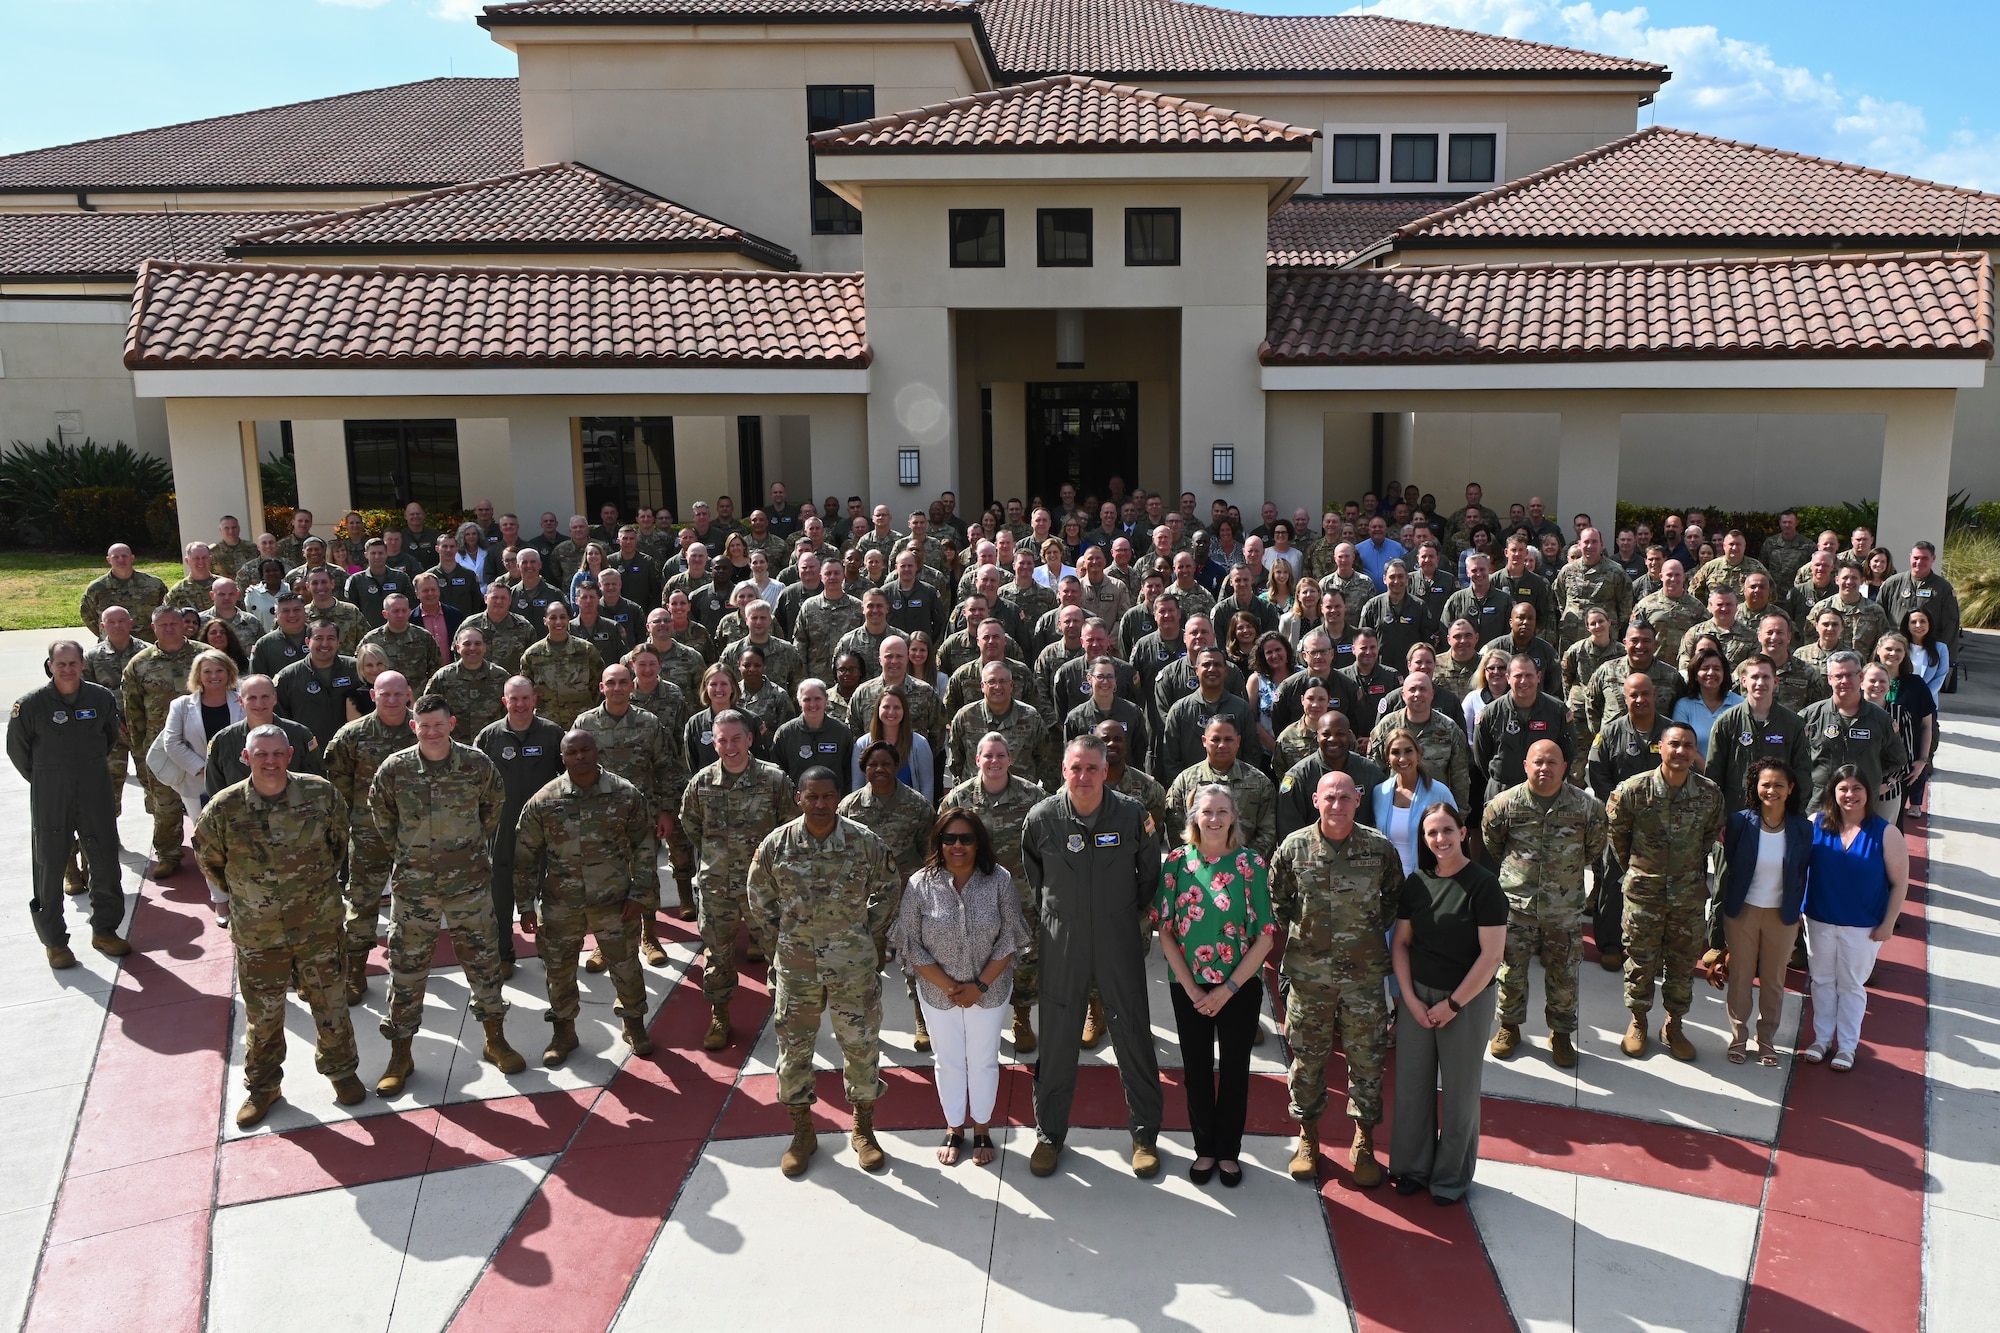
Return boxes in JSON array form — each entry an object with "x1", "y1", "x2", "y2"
[
  {"x1": 1037, "y1": 209, "x2": 1093, "y2": 266},
  {"x1": 949, "y1": 209, "x2": 1005, "y2": 267},
  {"x1": 1125, "y1": 208, "x2": 1180, "y2": 266},
  {"x1": 807, "y1": 85, "x2": 872, "y2": 235}
]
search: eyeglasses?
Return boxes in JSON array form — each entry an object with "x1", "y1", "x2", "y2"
[{"x1": 938, "y1": 832, "x2": 978, "y2": 847}]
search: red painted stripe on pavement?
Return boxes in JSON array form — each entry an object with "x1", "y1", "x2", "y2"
[
  {"x1": 1479, "y1": 1098, "x2": 1771, "y2": 1207},
  {"x1": 1321, "y1": 1174, "x2": 1515, "y2": 1333},
  {"x1": 218, "y1": 1108, "x2": 442, "y2": 1208}
]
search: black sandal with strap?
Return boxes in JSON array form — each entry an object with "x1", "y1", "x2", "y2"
[
  {"x1": 971, "y1": 1133, "x2": 996, "y2": 1165},
  {"x1": 940, "y1": 1130, "x2": 965, "y2": 1164}
]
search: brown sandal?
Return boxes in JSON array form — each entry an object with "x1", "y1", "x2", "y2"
[
  {"x1": 1758, "y1": 1048, "x2": 1781, "y2": 1067},
  {"x1": 1727, "y1": 1040, "x2": 1747, "y2": 1065}
]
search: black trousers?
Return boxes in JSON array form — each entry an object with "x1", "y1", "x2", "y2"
[
  {"x1": 1592, "y1": 857, "x2": 1625, "y2": 958},
  {"x1": 1168, "y1": 975, "x2": 1263, "y2": 1161}
]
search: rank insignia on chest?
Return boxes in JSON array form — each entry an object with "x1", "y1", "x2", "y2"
[
  {"x1": 1066, "y1": 834, "x2": 1085, "y2": 852},
  {"x1": 1095, "y1": 832, "x2": 1121, "y2": 847}
]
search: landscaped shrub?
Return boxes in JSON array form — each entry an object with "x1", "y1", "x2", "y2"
[
  {"x1": 0, "y1": 439, "x2": 173, "y2": 545},
  {"x1": 55, "y1": 487, "x2": 150, "y2": 551}
]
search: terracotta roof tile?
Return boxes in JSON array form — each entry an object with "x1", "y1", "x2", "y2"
[
  {"x1": 0, "y1": 79, "x2": 520, "y2": 193},
  {"x1": 811, "y1": 74, "x2": 1314, "y2": 152},
  {"x1": 1267, "y1": 195, "x2": 1462, "y2": 268},
  {"x1": 0, "y1": 211, "x2": 315, "y2": 281},
  {"x1": 125, "y1": 261, "x2": 867, "y2": 370},
  {"x1": 227, "y1": 163, "x2": 797, "y2": 267},
  {"x1": 1263, "y1": 253, "x2": 1994, "y2": 365},
  {"x1": 1388, "y1": 126, "x2": 2000, "y2": 250},
  {"x1": 974, "y1": 0, "x2": 1666, "y2": 79}
]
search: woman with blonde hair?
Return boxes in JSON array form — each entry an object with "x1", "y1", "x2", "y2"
[{"x1": 152, "y1": 649, "x2": 244, "y2": 923}]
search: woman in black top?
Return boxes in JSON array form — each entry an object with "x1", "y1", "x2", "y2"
[{"x1": 1389, "y1": 802, "x2": 1507, "y2": 1205}]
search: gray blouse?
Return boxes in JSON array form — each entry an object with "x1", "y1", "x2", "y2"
[{"x1": 891, "y1": 864, "x2": 1031, "y2": 1010}]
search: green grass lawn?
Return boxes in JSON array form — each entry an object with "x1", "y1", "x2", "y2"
[{"x1": 0, "y1": 552, "x2": 182, "y2": 631}]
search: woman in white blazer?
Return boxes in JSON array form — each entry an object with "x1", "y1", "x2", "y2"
[{"x1": 148, "y1": 649, "x2": 244, "y2": 921}]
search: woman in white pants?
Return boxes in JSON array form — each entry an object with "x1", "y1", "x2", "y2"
[
  {"x1": 890, "y1": 810, "x2": 1029, "y2": 1167},
  {"x1": 148, "y1": 649, "x2": 244, "y2": 923},
  {"x1": 1802, "y1": 765, "x2": 1910, "y2": 1071}
]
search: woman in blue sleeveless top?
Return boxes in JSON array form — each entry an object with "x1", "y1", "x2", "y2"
[{"x1": 1802, "y1": 764, "x2": 1911, "y2": 1071}]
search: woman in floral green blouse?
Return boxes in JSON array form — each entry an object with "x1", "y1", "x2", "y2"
[{"x1": 1155, "y1": 784, "x2": 1278, "y2": 1188}]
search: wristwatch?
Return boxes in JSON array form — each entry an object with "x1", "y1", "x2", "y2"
[
  {"x1": 1445, "y1": 995, "x2": 1462, "y2": 1013},
  {"x1": 973, "y1": 979, "x2": 989, "y2": 995}
]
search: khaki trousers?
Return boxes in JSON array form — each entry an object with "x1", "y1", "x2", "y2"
[{"x1": 1723, "y1": 905, "x2": 1798, "y2": 1051}]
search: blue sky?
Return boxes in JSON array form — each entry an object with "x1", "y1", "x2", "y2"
[{"x1": 4, "y1": 0, "x2": 1998, "y2": 188}]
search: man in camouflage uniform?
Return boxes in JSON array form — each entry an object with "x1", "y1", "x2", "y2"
[
  {"x1": 71, "y1": 606, "x2": 143, "y2": 892},
  {"x1": 1632, "y1": 560, "x2": 1703, "y2": 660},
  {"x1": 847, "y1": 634, "x2": 944, "y2": 758},
  {"x1": 793, "y1": 561, "x2": 866, "y2": 680},
  {"x1": 943, "y1": 617, "x2": 1041, "y2": 718},
  {"x1": 575, "y1": 663, "x2": 679, "y2": 969},
  {"x1": 947, "y1": 661, "x2": 1054, "y2": 789},
  {"x1": 322, "y1": 669, "x2": 418, "y2": 1001},
  {"x1": 1551, "y1": 527, "x2": 1633, "y2": 650},
  {"x1": 749, "y1": 768, "x2": 900, "y2": 1176},
  {"x1": 301, "y1": 568, "x2": 369, "y2": 654},
  {"x1": 81, "y1": 543, "x2": 168, "y2": 642},
  {"x1": 122, "y1": 604, "x2": 200, "y2": 874},
  {"x1": 210, "y1": 516, "x2": 258, "y2": 586},
  {"x1": 1677, "y1": 588, "x2": 1759, "y2": 673},
  {"x1": 1809, "y1": 565, "x2": 1893, "y2": 658},
  {"x1": 519, "y1": 601, "x2": 603, "y2": 727},
  {"x1": 1367, "y1": 672, "x2": 1471, "y2": 808},
  {"x1": 466, "y1": 582, "x2": 539, "y2": 674},
  {"x1": 167, "y1": 541, "x2": 219, "y2": 613},
  {"x1": 515, "y1": 729, "x2": 658, "y2": 1067},
  {"x1": 194, "y1": 724, "x2": 364, "y2": 1127},
  {"x1": 475, "y1": 676, "x2": 565, "y2": 975},
  {"x1": 1483, "y1": 739, "x2": 1608, "y2": 1067},
  {"x1": 358, "y1": 593, "x2": 444, "y2": 685},
  {"x1": 1165, "y1": 714, "x2": 1277, "y2": 859},
  {"x1": 1606, "y1": 720, "x2": 1724, "y2": 1061},
  {"x1": 1689, "y1": 530, "x2": 1770, "y2": 603},
  {"x1": 1583, "y1": 620, "x2": 1685, "y2": 736},
  {"x1": 941, "y1": 730, "x2": 1047, "y2": 1051},
  {"x1": 681, "y1": 709, "x2": 798, "y2": 1050},
  {"x1": 426, "y1": 626, "x2": 509, "y2": 741},
  {"x1": 1760, "y1": 511, "x2": 1816, "y2": 589},
  {"x1": 1269, "y1": 769, "x2": 1403, "y2": 1187},
  {"x1": 369, "y1": 694, "x2": 524, "y2": 1095}
]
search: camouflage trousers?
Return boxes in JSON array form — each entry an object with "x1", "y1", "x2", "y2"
[
  {"x1": 663, "y1": 818, "x2": 695, "y2": 910},
  {"x1": 1283, "y1": 975, "x2": 1388, "y2": 1125},
  {"x1": 380, "y1": 885, "x2": 509, "y2": 1041},
  {"x1": 344, "y1": 831, "x2": 393, "y2": 960},
  {"x1": 67, "y1": 752, "x2": 128, "y2": 889},
  {"x1": 1011, "y1": 874, "x2": 1040, "y2": 1005},
  {"x1": 1498, "y1": 907, "x2": 1584, "y2": 1034},
  {"x1": 774, "y1": 966, "x2": 885, "y2": 1108},
  {"x1": 137, "y1": 766, "x2": 185, "y2": 862},
  {"x1": 237, "y1": 931, "x2": 358, "y2": 1094},
  {"x1": 1623, "y1": 879, "x2": 1707, "y2": 1019},
  {"x1": 542, "y1": 900, "x2": 647, "y2": 1024}
]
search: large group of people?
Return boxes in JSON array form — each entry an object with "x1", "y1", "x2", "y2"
[{"x1": 8, "y1": 474, "x2": 1952, "y2": 1199}]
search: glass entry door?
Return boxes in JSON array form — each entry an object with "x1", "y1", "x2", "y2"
[{"x1": 580, "y1": 417, "x2": 677, "y2": 520}]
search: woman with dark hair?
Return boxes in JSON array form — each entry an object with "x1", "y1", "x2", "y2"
[
  {"x1": 1223, "y1": 609, "x2": 1263, "y2": 681},
  {"x1": 1246, "y1": 630, "x2": 1296, "y2": 762},
  {"x1": 1873, "y1": 634, "x2": 1935, "y2": 819},
  {"x1": 1802, "y1": 765, "x2": 1910, "y2": 1070},
  {"x1": 841, "y1": 740, "x2": 937, "y2": 1049},
  {"x1": 1714, "y1": 758, "x2": 1812, "y2": 1065},
  {"x1": 1672, "y1": 647, "x2": 1741, "y2": 760},
  {"x1": 890, "y1": 809, "x2": 1028, "y2": 1167},
  {"x1": 852, "y1": 689, "x2": 934, "y2": 795},
  {"x1": 198, "y1": 616, "x2": 250, "y2": 674},
  {"x1": 1060, "y1": 513, "x2": 1087, "y2": 566},
  {"x1": 908, "y1": 629, "x2": 946, "y2": 696},
  {"x1": 1902, "y1": 608, "x2": 1951, "y2": 696},
  {"x1": 1863, "y1": 547, "x2": 1896, "y2": 601}
]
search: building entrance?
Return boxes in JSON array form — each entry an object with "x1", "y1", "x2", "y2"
[
  {"x1": 1027, "y1": 382, "x2": 1138, "y2": 507},
  {"x1": 580, "y1": 417, "x2": 677, "y2": 520}
]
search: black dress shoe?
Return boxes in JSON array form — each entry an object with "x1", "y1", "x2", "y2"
[
  {"x1": 1189, "y1": 1159, "x2": 1216, "y2": 1185},
  {"x1": 1217, "y1": 1162, "x2": 1243, "y2": 1188},
  {"x1": 1392, "y1": 1174, "x2": 1425, "y2": 1196}
]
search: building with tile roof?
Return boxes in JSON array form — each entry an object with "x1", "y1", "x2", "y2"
[{"x1": 0, "y1": 0, "x2": 1992, "y2": 555}]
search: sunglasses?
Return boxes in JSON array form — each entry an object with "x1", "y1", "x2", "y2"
[{"x1": 938, "y1": 832, "x2": 978, "y2": 847}]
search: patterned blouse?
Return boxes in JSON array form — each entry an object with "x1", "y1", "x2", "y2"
[
  {"x1": 1153, "y1": 843, "x2": 1278, "y2": 986},
  {"x1": 891, "y1": 865, "x2": 1031, "y2": 1010}
]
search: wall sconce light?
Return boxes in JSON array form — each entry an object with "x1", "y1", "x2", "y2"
[
  {"x1": 1212, "y1": 445, "x2": 1234, "y2": 485},
  {"x1": 898, "y1": 448, "x2": 921, "y2": 487}
]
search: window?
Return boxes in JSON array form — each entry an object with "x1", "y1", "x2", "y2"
[
  {"x1": 1391, "y1": 133, "x2": 1438, "y2": 182},
  {"x1": 949, "y1": 209, "x2": 1005, "y2": 267},
  {"x1": 1330, "y1": 134, "x2": 1380, "y2": 183},
  {"x1": 580, "y1": 417, "x2": 676, "y2": 519},
  {"x1": 1449, "y1": 133, "x2": 1498, "y2": 183},
  {"x1": 1037, "y1": 209, "x2": 1093, "y2": 266},
  {"x1": 807, "y1": 85, "x2": 873, "y2": 235},
  {"x1": 345, "y1": 420, "x2": 461, "y2": 512},
  {"x1": 1125, "y1": 208, "x2": 1180, "y2": 265}
]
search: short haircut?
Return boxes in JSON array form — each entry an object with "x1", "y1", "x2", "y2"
[
  {"x1": 798, "y1": 764, "x2": 840, "y2": 788},
  {"x1": 413, "y1": 693, "x2": 452, "y2": 717}
]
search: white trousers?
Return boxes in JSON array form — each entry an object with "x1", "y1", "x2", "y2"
[
  {"x1": 1806, "y1": 920, "x2": 1883, "y2": 1054},
  {"x1": 921, "y1": 996, "x2": 1008, "y2": 1126}
]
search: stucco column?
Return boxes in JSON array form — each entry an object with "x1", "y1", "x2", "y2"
[
  {"x1": 506, "y1": 411, "x2": 580, "y2": 521},
  {"x1": 289, "y1": 419, "x2": 350, "y2": 522},
  {"x1": 1877, "y1": 390, "x2": 1959, "y2": 554},
  {"x1": 989, "y1": 382, "x2": 1027, "y2": 507},
  {"x1": 1179, "y1": 304, "x2": 1267, "y2": 508},
  {"x1": 866, "y1": 306, "x2": 957, "y2": 503},
  {"x1": 238, "y1": 422, "x2": 265, "y2": 537},
  {"x1": 1264, "y1": 394, "x2": 1325, "y2": 518},
  {"x1": 456, "y1": 418, "x2": 514, "y2": 515},
  {"x1": 163, "y1": 399, "x2": 252, "y2": 544},
  {"x1": 804, "y1": 396, "x2": 869, "y2": 511},
  {"x1": 1557, "y1": 406, "x2": 1622, "y2": 536}
]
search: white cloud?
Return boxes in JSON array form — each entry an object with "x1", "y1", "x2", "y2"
[
  {"x1": 1341, "y1": 0, "x2": 2000, "y2": 190},
  {"x1": 433, "y1": 0, "x2": 486, "y2": 17}
]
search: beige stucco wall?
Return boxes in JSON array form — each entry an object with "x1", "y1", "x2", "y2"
[{"x1": 0, "y1": 298, "x2": 166, "y2": 456}]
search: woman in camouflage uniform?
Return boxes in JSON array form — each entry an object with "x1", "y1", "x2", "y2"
[{"x1": 839, "y1": 741, "x2": 938, "y2": 1049}]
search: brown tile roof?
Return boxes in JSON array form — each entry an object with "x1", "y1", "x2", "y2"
[
  {"x1": 1267, "y1": 195, "x2": 1463, "y2": 268},
  {"x1": 0, "y1": 79, "x2": 520, "y2": 194},
  {"x1": 811, "y1": 75, "x2": 1314, "y2": 152},
  {"x1": 974, "y1": 0, "x2": 1666, "y2": 80},
  {"x1": 125, "y1": 261, "x2": 868, "y2": 370},
  {"x1": 0, "y1": 211, "x2": 315, "y2": 281},
  {"x1": 226, "y1": 163, "x2": 798, "y2": 268},
  {"x1": 482, "y1": 0, "x2": 970, "y2": 19},
  {"x1": 1263, "y1": 253, "x2": 1994, "y2": 365},
  {"x1": 1385, "y1": 126, "x2": 2000, "y2": 252}
]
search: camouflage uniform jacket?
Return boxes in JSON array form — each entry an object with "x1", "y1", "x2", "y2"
[
  {"x1": 84, "y1": 638, "x2": 143, "y2": 712},
  {"x1": 1481, "y1": 781, "x2": 1608, "y2": 918},
  {"x1": 358, "y1": 623, "x2": 444, "y2": 686},
  {"x1": 519, "y1": 635, "x2": 604, "y2": 727},
  {"x1": 736, "y1": 680, "x2": 798, "y2": 743},
  {"x1": 368, "y1": 742, "x2": 505, "y2": 887},
  {"x1": 680, "y1": 759, "x2": 798, "y2": 895},
  {"x1": 208, "y1": 608, "x2": 268, "y2": 650},
  {"x1": 1000, "y1": 579, "x2": 1058, "y2": 634},
  {"x1": 1267, "y1": 821, "x2": 1404, "y2": 986},
  {"x1": 641, "y1": 640, "x2": 707, "y2": 702},
  {"x1": 834, "y1": 626, "x2": 895, "y2": 680},
  {"x1": 121, "y1": 640, "x2": 199, "y2": 752},
  {"x1": 81, "y1": 570, "x2": 168, "y2": 640},
  {"x1": 941, "y1": 774, "x2": 1044, "y2": 884},
  {"x1": 1165, "y1": 759, "x2": 1277, "y2": 860},
  {"x1": 1322, "y1": 573, "x2": 1378, "y2": 622},
  {"x1": 514, "y1": 770, "x2": 655, "y2": 914},
  {"x1": 306, "y1": 598, "x2": 370, "y2": 654},
  {"x1": 1433, "y1": 651, "x2": 1484, "y2": 703},
  {"x1": 1690, "y1": 556, "x2": 1770, "y2": 603},
  {"x1": 1632, "y1": 592, "x2": 1705, "y2": 659},
  {"x1": 575, "y1": 703, "x2": 679, "y2": 816},
  {"x1": 1584, "y1": 655, "x2": 1685, "y2": 735},
  {"x1": 891, "y1": 534, "x2": 950, "y2": 577},
  {"x1": 467, "y1": 612, "x2": 538, "y2": 674},
  {"x1": 1108, "y1": 765, "x2": 1169, "y2": 847},
  {"x1": 193, "y1": 774, "x2": 349, "y2": 950},
  {"x1": 1606, "y1": 768, "x2": 1725, "y2": 893},
  {"x1": 1367, "y1": 706, "x2": 1473, "y2": 808},
  {"x1": 1807, "y1": 594, "x2": 1893, "y2": 658},
  {"x1": 211, "y1": 540, "x2": 259, "y2": 580},
  {"x1": 945, "y1": 656, "x2": 1043, "y2": 719},
  {"x1": 849, "y1": 673, "x2": 945, "y2": 752},
  {"x1": 838, "y1": 781, "x2": 936, "y2": 878},
  {"x1": 1562, "y1": 637, "x2": 1627, "y2": 724},
  {"x1": 424, "y1": 661, "x2": 510, "y2": 742},
  {"x1": 323, "y1": 712, "x2": 418, "y2": 831},
  {"x1": 167, "y1": 576, "x2": 219, "y2": 615},
  {"x1": 948, "y1": 699, "x2": 1055, "y2": 789},
  {"x1": 749, "y1": 815, "x2": 899, "y2": 965},
  {"x1": 1678, "y1": 618, "x2": 1759, "y2": 673},
  {"x1": 792, "y1": 592, "x2": 866, "y2": 679},
  {"x1": 1771, "y1": 655, "x2": 1829, "y2": 715},
  {"x1": 1760, "y1": 536, "x2": 1816, "y2": 589},
  {"x1": 853, "y1": 529, "x2": 901, "y2": 565},
  {"x1": 1034, "y1": 640, "x2": 1084, "y2": 710},
  {"x1": 1163, "y1": 580, "x2": 1216, "y2": 622},
  {"x1": 719, "y1": 635, "x2": 804, "y2": 696},
  {"x1": 629, "y1": 681, "x2": 692, "y2": 780}
]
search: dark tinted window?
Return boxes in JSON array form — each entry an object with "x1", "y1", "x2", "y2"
[
  {"x1": 1391, "y1": 133, "x2": 1439, "y2": 182},
  {"x1": 1449, "y1": 133, "x2": 1498, "y2": 183},
  {"x1": 1331, "y1": 134, "x2": 1380, "y2": 183},
  {"x1": 344, "y1": 420, "x2": 460, "y2": 512},
  {"x1": 807, "y1": 85, "x2": 873, "y2": 234},
  {"x1": 1125, "y1": 208, "x2": 1180, "y2": 265},
  {"x1": 1037, "y1": 209, "x2": 1093, "y2": 266},
  {"x1": 950, "y1": 209, "x2": 1005, "y2": 266}
]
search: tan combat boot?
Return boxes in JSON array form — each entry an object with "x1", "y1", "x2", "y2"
[
  {"x1": 235, "y1": 1088, "x2": 281, "y2": 1128},
  {"x1": 345, "y1": 954, "x2": 368, "y2": 1007},
  {"x1": 744, "y1": 939, "x2": 766, "y2": 964},
  {"x1": 482, "y1": 1018, "x2": 527, "y2": 1074},
  {"x1": 622, "y1": 1014, "x2": 655, "y2": 1057},
  {"x1": 781, "y1": 1105, "x2": 818, "y2": 1177},
  {"x1": 703, "y1": 1002, "x2": 731, "y2": 1052},
  {"x1": 1288, "y1": 1119, "x2": 1320, "y2": 1182},
  {"x1": 1549, "y1": 1031, "x2": 1579, "y2": 1068},
  {"x1": 543, "y1": 1019, "x2": 579, "y2": 1068},
  {"x1": 1012, "y1": 1003, "x2": 1037, "y2": 1053},
  {"x1": 583, "y1": 945, "x2": 606, "y2": 973},
  {"x1": 639, "y1": 918, "x2": 668, "y2": 968},
  {"x1": 851, "y1": 1103, "x2": 887, "y2": 1172},
  {"x1": 1029, "y1": 1139, "x2": 1061, "y2": 1176},
  {"x1": 1663, "y1": 1016, "x2": 1697, "y2": 1061},
  {"x1": 1490, "y1": 1023, "x2": 1521, "y2": 1059},
  {"x1": 91, "y1": 933, "x2": 130, "y2": 957},
  {"x1": 46, "y1": 945, "x2": 77, "y2": 970},
  {"x1": 1350, "y1": 1124, "x2": 1384, "y2": 1189},
  {"x1": 498, "y1": 958, "x2": 515, "y2": 981},
  {"x1": 330, "y1": 1075, "x2": 366, "y2": 1106},
  {"x1": 674, "y1": 872, "x2": 697, "y2": 921},
  {"x1": 1131, "y1": 1139, "x2": 1160, "y2": 1179},
  {"x1": 376, "y1": 1039, "x2": 415, "y2": 1096},
  {"x1": 913, "y1": 1000, "x2": 932, "y2": 1053},
  {"x1": 1621, "y1": 1014, "x2": 1649, "y2": 1058},
  {"x1": 152, "y1": 854, "x2": 181, "y2": 880},
  {"x1": 1081, "y1": 995, "x2": 1107, "y2": 1050}
]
